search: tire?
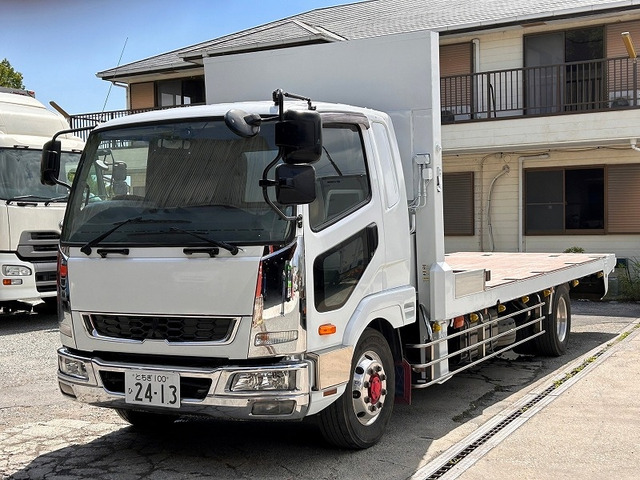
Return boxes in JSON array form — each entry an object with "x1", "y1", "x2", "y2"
[
  {"x1": 535, "y1": 283, "x2": 571, "y2": 356},
  {"x1": 317, "y1": 328, "x2": 395, "y2": 449},
  {"x1": 116, "y1": 409, "x2": 178, "y2": 429},
  {"x1": 512, "y1": 299, "x2": 537, "y2": 355}
]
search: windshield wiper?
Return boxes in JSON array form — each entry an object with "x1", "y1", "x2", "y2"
[
  {"x1": 80, "y1": 217, "x2": 143, "y2": 255},
  {"x1": 6, "y1": 195, "x2": 51, "y2": 205},
  {"x1": 168, "y1": 227, "x2": 239, "y2": 255},
  {"x1": 44, "y1": 195, "x2": 69, "y2": 206},
  {"x1": 323, "y1": 147, "x2": 343, "y2": 176},
  {"x1": 80, "y1": 217, "x2": 193, "y2": 255}
]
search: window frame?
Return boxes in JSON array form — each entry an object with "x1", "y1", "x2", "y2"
[
  {"x1": 313, "y1": 224, "x2": 378, "y2": 312},
  {"x1": 309, "y1": 122, "x2": 372, "y2": 232},
  {"x1": 521, "y1": 164, "x2": 640, "y2": 236},
  {"x1": 155, "y1": 77, "x2": 205, "y2": 107}
]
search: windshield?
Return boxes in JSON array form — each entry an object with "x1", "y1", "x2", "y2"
[
  {"x1": 62, "y1": 119, "x2": 294, "y2": 247},
  {"x1": 0, "y1": 148, "x2": 80, "y2": 200}
]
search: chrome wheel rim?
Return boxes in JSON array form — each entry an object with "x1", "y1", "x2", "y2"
[
  {"x1": 351, "y1": 350, "x2": 388, "y2": 426},
  {"x1": 556, "y1": 295, "x2": 568, "y2": 343}
]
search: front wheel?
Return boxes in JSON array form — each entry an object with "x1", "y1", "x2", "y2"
[
  {"x1": 535, "y1": 283, "x2": 571, "y2": 356},
  {"x1": 317, "y1": 328, "x2": 395, "y2": 449}
]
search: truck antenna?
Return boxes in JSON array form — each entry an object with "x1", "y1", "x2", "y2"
[{"x1": 102, "y1": 37, "x2": 128, "y2": 113}]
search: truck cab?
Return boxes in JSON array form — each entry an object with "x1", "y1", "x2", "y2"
[{"x1": 0, "y1": 87, "x2": 83, "y2": 311}]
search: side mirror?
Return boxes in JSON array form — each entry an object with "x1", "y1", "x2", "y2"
[
  {"x1": 275, "y1": 110, "x2": 322, "y2": 164},
  {"x1": 224, "y1": 109, "x2": 263, "y2": 138},
  {"x1": 275, "y1": 164, "x2": 316, "y2": 205},
  {"x1": 41, "y1": 139, "x2": 62, "y2": 186}
]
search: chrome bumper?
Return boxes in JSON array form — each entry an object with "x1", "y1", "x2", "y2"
[{"x1": 57, "y1": 348, "x2": 312, "y2": 420}]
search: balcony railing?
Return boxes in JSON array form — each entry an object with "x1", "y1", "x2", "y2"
[
  {"x1": 69, "y1": 58, "x2": 638, "y2": 135},
  {"x1": 68, "y1": 104, "x2": 203, "y2": 140},
  {"x1": 440, "y1": 56, "x2": 639, "y2": 124}
]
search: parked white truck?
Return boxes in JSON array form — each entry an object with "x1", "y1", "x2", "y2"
[
  {"x1": 42, "y1": 31, "x2": 615, "y2": 448},
  {"x1": 0, "y1": 87, "x2": 83, "y2": 312}
]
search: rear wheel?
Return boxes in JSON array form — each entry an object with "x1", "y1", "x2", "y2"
[
  {"x1": 317, "y1": 328, "x2": 395, "y2": 449},
  {"x1": 535, "y1": 283, "x2": 571, "y2": 356},
  {"x1": 116, "y1": 409, "x2": 178, "y2": 429}
]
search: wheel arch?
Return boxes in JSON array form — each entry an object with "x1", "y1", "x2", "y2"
[
  {"x1": 368, "y1": 317, "x2": 403, "y2": 363},
  {"x1": 341, "y1": 286, "x2": 413, "y2": 361}
]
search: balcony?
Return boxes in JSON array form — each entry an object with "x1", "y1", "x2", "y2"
[
  {"x1": 440, "y1": 57, "x2": 639, "y2": 124},
  {"x1": 68, "y1": 57, "x2": 639, "y2": 140},
  {"x1": 68, "y1": 104, "x2": 203, "y2": 140}
]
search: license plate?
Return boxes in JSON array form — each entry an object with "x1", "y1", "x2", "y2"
[{"x1": 125, "y1": 370, "x2": 180, "y2": 409}]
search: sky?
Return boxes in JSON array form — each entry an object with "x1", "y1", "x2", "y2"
[{"x1": 1, "y1": 0, "x2": 360, "y2": 115}]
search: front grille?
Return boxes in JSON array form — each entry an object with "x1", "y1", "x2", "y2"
[
  {"x1": 16, "y1": 231, "x2": 60, "y2": 262},
  {"x1": 100, "y1": 371, "x2": 212, "y2": 400},
  {"x1": 30, "y1": 232, "x2": 60, "y2": 240},
  {"x1": 87, "y1": 314, "x2": 236, "y2": 343},
  {"x1": 36, "y1": 271, "x2": 58, "y2": 293}
]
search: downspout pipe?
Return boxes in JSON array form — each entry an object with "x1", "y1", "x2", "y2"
[
  {"x1": 631, "y1": 138, "x2": 640, "y2": 152},
  {"x1": 486, "y1": 165, "x2": 510, "y2": 252}
]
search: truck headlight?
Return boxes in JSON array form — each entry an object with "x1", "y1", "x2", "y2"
[
  {"x1": 230, "y1": 371, "x2": 296, "y2": 392},
  {"x1": 2, "y1": 265, "x2": 32, "y2": 276},
  {"x1": 59, "y1": 356, "x2": 89, "y2": 381}
]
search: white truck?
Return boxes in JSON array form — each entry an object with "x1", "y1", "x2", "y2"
[
  {"x1": 42, "y1": 31, "x2": 615, "y2": 448},
  {"x1": 0, "y1": 87, "x2": 83, "y2": 312}
]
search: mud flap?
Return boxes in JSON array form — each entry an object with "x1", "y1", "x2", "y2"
[{"x1": 395, "y1": 359, "x2": 412, "y2": 405}]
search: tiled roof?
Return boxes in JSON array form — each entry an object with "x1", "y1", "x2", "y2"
[{"x1": 97, "y1": 0, "x2": 640, "y2": 80}]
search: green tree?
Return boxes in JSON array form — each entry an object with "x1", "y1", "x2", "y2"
[{"x1": 0, "y1": 59, "x2": 25, "y2": 89}]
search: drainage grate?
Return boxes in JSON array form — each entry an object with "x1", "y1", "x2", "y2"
[{"x1": 423, "y1": 385, "x2": 558, "y2": 479}]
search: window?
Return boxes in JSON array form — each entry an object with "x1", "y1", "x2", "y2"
[
  {"x1": 443, "y1": 172, "x2": 474, "y2": 236},
  {"x1": 524, "y1": 166, "x2": 619, "y2": 235},
  {"x1": 63, "y1": 120, "x2": 294, "y2": 246},
  {"x1": 156, "y1": 77, "x2": 205, "y2": 107},
  {"x1": 308, "y1": 124, "x2": 370, "y2": 230},
  {"x1": 524, "y1": 27, "x2": 605, "y2": 113},
  {"x1": 313, "y1": 225, "x2": 378, "y2": 312}
]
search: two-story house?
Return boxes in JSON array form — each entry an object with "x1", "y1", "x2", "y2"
[{"x1": 88, "y1": 0, "x2": 640, "y2": 265}]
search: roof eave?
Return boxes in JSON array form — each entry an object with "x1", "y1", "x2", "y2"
[{"x1": 180, "y1": 33, "x2": 343, "y2": 63}]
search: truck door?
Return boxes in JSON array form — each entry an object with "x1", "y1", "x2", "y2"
[{"x1": 303, "y1": 121, "x2": 384, "y2": 351}]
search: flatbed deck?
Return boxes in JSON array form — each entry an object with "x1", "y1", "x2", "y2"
[
  {"x1": 445, "y1": 252, "x2": 615, "y2": 289},
  {"x1": 434, "y1": 252, "x2": 616, "y2": 319}
]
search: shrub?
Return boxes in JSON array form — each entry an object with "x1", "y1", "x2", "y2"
[{"x1": 618, "y1": 257, "x2": 640, "y2": 301}]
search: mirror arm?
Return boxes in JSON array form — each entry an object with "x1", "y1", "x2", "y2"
[
  {"x1": 52, "y1": 125, "x2": 97, "y2": 141},
  {"x1": 261, "y1": 148, "x2": 298, "y2": 222},
  {"x1": 272, "y1": 89, "x2": 316, "y2": 111},
  {"x1": 50, "y1": 176, "x2": 72, "y2": 191}
]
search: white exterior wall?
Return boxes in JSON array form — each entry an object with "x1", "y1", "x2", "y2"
[
  {"x1": 443, "y1": 149, "x2": 640, "y2": 260},
  {"x1": 443, "y1": 109, "x2": 640, "y2": 154}
]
